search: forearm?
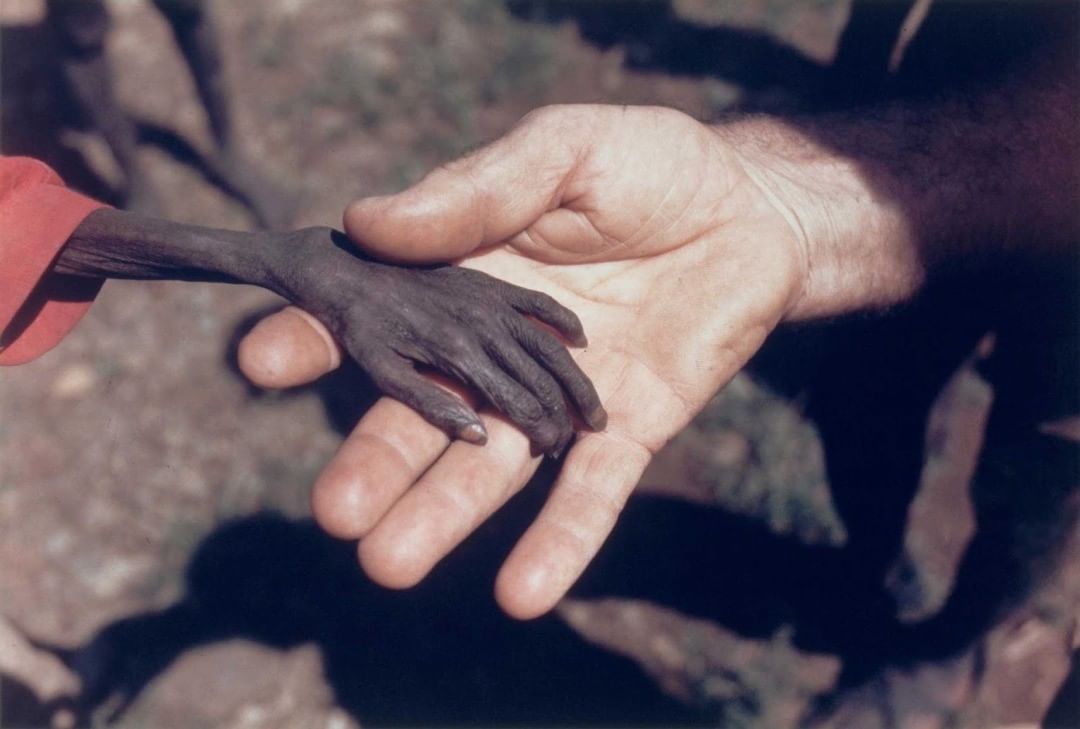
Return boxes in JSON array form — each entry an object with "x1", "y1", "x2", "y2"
[
  {"x1": 718, "y1": 53, "x2": 1079, "y2": 320},
  {"x1": 53, "y1": 208, "x2": 276, "y2": 287}
]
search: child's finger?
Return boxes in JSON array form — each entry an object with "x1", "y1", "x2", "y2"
[
  {"x1": 486, "y1": 338, "x2": 575, "y2": 454},
  {"x1": 368, "y1": 356, "x2": 488, "y2": 445},
  {"x1": 505, "y1": 286, "x2": 588, "y2": 347},
  {"x1": 515, "y1": 324, "x2": 607, "y2": 432},
  {"x1": 433, "y1": 345, "x2": 564, "y2": 455}
]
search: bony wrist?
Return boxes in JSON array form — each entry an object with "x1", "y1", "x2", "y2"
[
  {"x1": 259, "y1": 226, "x2": 366, "y2": 323},
  {"x1": 257, "y1": 227, "x2": 326, "y2": 302}
]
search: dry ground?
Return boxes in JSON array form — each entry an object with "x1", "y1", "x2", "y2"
[{"x1": 1, "y1": 1, "x2": 1077, "y2": 727}]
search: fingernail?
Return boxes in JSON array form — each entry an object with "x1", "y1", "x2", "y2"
[
  {"x1": 460, "y1": 422, "x2": 488, "y2": 445},
  {"x1": 586, "y1": 405, "x2": 608, "y2": 431},
  {"x1": 572, "y1": 332, "x2": 589, "y2": 348},
  {"x1": 284, "y1": 307, "x2": 341, "y2": 370},
  {"x1": 533, "y1": 422, "x2": 563, "y2": 453}
]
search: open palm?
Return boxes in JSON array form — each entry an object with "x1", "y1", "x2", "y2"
[{"x1": 241, "y1": 105, "x2": 807, "y2": 618}]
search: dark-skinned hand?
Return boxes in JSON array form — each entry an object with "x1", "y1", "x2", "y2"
[
  {"x1": 238, "y1": 86, "x2": 1078, "y2": 618},
  {"x1": 54, "y1": 210, "x2": 605, "y2": 453},
  {"x1": 264, "y1": 226, "x2": 605, "y2": 452}
]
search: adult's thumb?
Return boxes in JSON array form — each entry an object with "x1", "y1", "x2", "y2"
[
  {"x1": 343, "y1": 106, "x2": 587, "y2": 263},
  {"x1": 238, "y1": 306, "x2": 341, "y2": 389}
]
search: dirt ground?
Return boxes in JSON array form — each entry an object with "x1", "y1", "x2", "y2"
[{"x1": 1, "y1": 1, "x2": 1078, "y2": 727}]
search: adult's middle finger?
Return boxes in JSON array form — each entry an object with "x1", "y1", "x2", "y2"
[{"x1": 355, "y1": 413, "x2": 542, "y2": 589}]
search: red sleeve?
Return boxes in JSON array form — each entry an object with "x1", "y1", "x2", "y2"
[{"x1": 0, "y1": 157, "x2": 107, "y2": 365}]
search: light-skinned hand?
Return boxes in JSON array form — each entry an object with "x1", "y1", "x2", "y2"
[{"x1": 239, "y1": 105, "x2": 827, "y2": 618}]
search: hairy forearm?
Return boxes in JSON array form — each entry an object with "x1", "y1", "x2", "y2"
[{"x1": 719, "y1": 53, "x2": 1079, "y2": 320}]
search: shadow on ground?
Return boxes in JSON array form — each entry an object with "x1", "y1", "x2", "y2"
[
  {"x1": 55, "y1": 506, "x2": 709, "y2": 727},
  {"x1": 34, "y1": 256, "x2": 1074, "y2": 727},
  {"x1": 507, "y1": 0, "x2": 1077, "y2": 109},
  {"x1": 3, "y1": 1, "x2": 1077, "y2": 726}
]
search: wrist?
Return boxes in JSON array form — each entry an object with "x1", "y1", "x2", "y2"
[
  {"x1": 260, "y1": 227, "x2": 371, "y2": 327},
  {"x1": 714, "y1": 61, "x2": 1079, "y2": 322},
  {"x1": 715, "y1": 115, "x2": 923, "y2": 321}
]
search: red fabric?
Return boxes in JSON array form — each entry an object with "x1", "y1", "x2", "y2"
[{"x1": 0, "y1": 157, "x2": 106, "y2": 365}]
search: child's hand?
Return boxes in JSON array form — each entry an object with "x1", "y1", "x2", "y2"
[
  {"x1": 53, "y1": 210, "x2": 603, "y2": 453},
  {"x1": 269, "y1": 227, "x2": 606, "y2": 454}
]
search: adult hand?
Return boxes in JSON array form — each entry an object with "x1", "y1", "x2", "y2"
[
  {"x1": 239, "y1": 104, "x2": 850, "y2": 618},
  {"x1": 264, "y1": 226, "x2": 603, "y2": 453},
  {"x1": 247, "y1": 52, "x2": 1079, "y2": 617}
]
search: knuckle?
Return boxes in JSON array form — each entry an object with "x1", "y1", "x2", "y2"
[
  {"x1": 440, "y1": 330, "x2": 478, "y2": 359},
  {"x1": 536, "y1": 333, "x2": 567, "y2": 359},
  {"x1": 534, "y1": 379, "x2": 565, "y2": 411},
  {"x1": 457, "y1": 302, "x2": 489, "y2": 323},
  {"x1": 519, "y1": 104, "x2": 564, "y2": 130},
  {"x1": 520, "y1": 103, "x2": 588, "y2": 134},
  {"x1": 527, "y1": 291, "x2": 561, "y2": 315},
  {"x1": 521, "y1": 103, "x2": 608, "y2": 141},
  {"x1": 507, "y1": 393, "x2": 545, "y2": 425},
  {"x1": 439, "y1": 154, "x2": 475, "y2": 176},
  {"x1": 500, "y1": 311, "x2": 527, "y2": 334}
]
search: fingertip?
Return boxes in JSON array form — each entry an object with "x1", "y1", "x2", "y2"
[
  {"x1": 561, "y1": 312, "x2": 588, "y2": 348},
  {"x1": 342, "y1": 196, "x2": 387, "y2": 244},
  {"x1": 552, "y1": 427, "x2": 574, "y2": 460},
  {"x1": 530, "y1": 419, "x2": 564, "y2": 457},
  {"x1": 311, "y1": 448, "x2": 401, "y2": 539},
  {"x1": 553, "y1": 316, "x2": 587, "y2": 349},
  {"x1": 312, "y1": 467, "x2": 373, "y2": 540},
  {"x1": 357, "y1": 532, "x2": 427, "y2": 590},
  {"x1": 345, "y1": 193, "x2": 440, "y2": 264},
  {"x1": 494, "y1": 560, "x2": 560, "y2": 621},
  {"x1": 343, "y1": 177, "x2": 479, "y2": 264},
  {"x1": 238, "y1": 307, "x2": 340, "y2": 389},
  {"x1": 586, "y1": 405, "x2": 608, "y2": 432}
]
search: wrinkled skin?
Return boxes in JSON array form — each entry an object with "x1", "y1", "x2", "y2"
[
  {"x1": 55, "y1": 210, "x2": 604, "y2": 453},
  {"x1": 271, "y1": 227, "x2": 606, "y2": 453},
  {"x1": 239, "y1": 105, "x2": 809, "y2": 618}
]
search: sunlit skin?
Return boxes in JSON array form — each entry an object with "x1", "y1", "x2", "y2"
[
  {"x1": 240, "y1": 106, "x2": 810, "y2": 618},
  {"x1": 240, "y1": 70, "x2": 1077, "y2": 619}
]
